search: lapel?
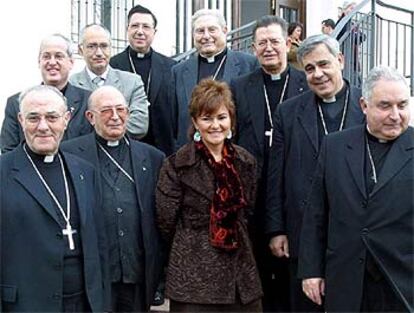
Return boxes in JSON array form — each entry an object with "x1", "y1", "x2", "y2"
[
  {"x1": 222, "y1": 50, "x2": 240, "y2": 82},
  {"x1": 74, "y1": 68, "x2": 95, "y2": 90},
  {"x1": 370, "y1": 127, "x2": 414, "y2": 197},
  {"x1": 176, "y1": 143, "x2": 215, "y2": 201},
  {"x1": 182, "y1": 56, "x2": 198, "y2": 104},
  {"x1": 129, "y1": 140, "x2": 147, "y2": 213},
  {"x1": 287, "y1": 66, "x2": 306, "y2": 97},
  {"x1": 247, "y1": 69, "x2": 266, "y2": 151},
  {"x1": 65, "y1": 84, "x2": 82, "y2": 135},
  {"x1": 149, "y1": 51, "x2": 163, "y2": 103},
  {"x1": 13, "y1": 146, "x2": 60, "y2": 224},
  {"x1": 345, "y1": 126, "x2": 367, "y2": 198},
  {"x1": 62, "y1": 151, "x2": 88, "y2": 226},
  {"x1": 105, "y1": 67, "x2": 120, "y2": 87},
  {"x1": 297, "y1": 92, "x2": 319, "y2": 152}
]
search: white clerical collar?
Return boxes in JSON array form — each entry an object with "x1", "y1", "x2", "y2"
[
  {"x1": 107, "y1": 140, "x2": 120, "y2": 147},
  {"x1": 322, "y1": 96, "x2": 336, "y2": 103},
  {"x1": 270, "y1": 73, "x2": 281, "y2": 81},
  {"x1": 87, "y1": 67, "x2": 109, "y2": 82},
  {"x1": 44, "y1": 154, "x2": 55, "y2": 163},
  {"x1": 200, "y1": 48, "x2": 226, "y2": 63},
  {"x1": 366, "y1": 126, "x2": 389, "y2": 143}
]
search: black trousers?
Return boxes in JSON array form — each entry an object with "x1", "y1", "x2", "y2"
[
  {"x1": 111, "y1": 282, "x2": 146, "y2": 313},
  {"x1": 360, "y1": 269, "x2": 406, "y2": 312},
  {"x1": 62, "y1": 291, "x2": 91, "y2": 312}
]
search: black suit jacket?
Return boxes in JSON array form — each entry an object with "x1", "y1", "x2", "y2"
[
  {"x1": 298, "y1": 125, "x2": 414, "y2": 312},
  {"x1": 231, "y1": 66, "x2": 308, "y2": 175},
  {"x1": 172, "y1": 50, "x2": 258, "y2": 150},
  {"x1": 110, "y1": 47, "x2": 177, "y2": 155},
  {"x1": 0, "y1": 83, "x2": 92, "y2": 154},
  {"x1": 265, "y1": 86, "x2": 365, "y2": 258},
  {"x1": 61, "y1": 133, "x2": 165, "y2": 310},
  {"x1": 0, "y1": 145, "x2": 108, "y2": 312}
]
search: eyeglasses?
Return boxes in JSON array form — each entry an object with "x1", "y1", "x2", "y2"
[
  {"x1": 25, "y1": 113, "x2": 65, "y2": 124},
  {"x1": 91, "y1": 106, "x2": 129, "y2": 118},
  {"x1": 255, "y1": 38, "x2": 285, "y2": 49},
  {"x1": 128, "y1": 23, "x2": 154, "y2": 32},
  {"x1": 84, "y1": 43, "x2": 110, "y2": 52}
]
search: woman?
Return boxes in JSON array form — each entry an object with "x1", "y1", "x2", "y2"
[
  {"x1": 287, "y1": 22, "x2": 304, "y2": 70},
  {"x1": 156, "y1": 79, "x2": 263, "y2": 312}
]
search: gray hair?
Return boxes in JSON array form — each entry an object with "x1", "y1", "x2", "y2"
[
  {"x1": 191, "y1": 9, "x2": 227, "y2": 30},
  {"x1": 39, "y1": 33, "x2": 74, "y2": 58},
  {"x1": 297, "y1": 34, "x2": 340, "y2": 64},
  {"x1": 19, "y1": 85, "x2": 68, "y2": 112},
  {"x1": 79, "y1": 23, "x2": 112, "y2": 44},
  {"x1": 253, "y1": 15, "x2": 288, "y2": 41},
  {"x1": 362, "y1": 66, "x2": 408, "y2": 100}
]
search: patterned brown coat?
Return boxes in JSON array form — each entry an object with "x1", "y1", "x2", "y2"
[{"x1": 156, "y1": 142, "x2": 263, "y2": 305}]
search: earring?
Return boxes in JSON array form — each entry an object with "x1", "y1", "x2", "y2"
[
  {"x1": 193, "y1": 130, "x2": 201, "y2": 142},
  {"x1": 226, "y1": 130, "x2": 232, "y2": 140}
]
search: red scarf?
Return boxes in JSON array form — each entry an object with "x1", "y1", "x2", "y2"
[{"x1": 195, "y1": 140, "x2": 247, "y2": 251}]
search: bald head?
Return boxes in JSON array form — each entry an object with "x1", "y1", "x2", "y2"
[{"x1": 86, "y1": 86, "x2": 129, "y2": 141}]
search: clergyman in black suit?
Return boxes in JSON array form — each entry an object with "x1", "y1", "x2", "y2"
[
  {"x1": 171, "y1": 8, "x2": 258, "y2": 150},
  {"x1": 0, "y1": 85, "x2": 108, "y2": 312},
  {"x1": 265, "y1": 34, "x2": 365, "y2": 311},
  {"x1": 0, "y1": 33, "x2": 92, "y2": 154},
  {"x1": 231, "y1": 15, "x2": 308, "y2": 312},
  {"x1": 62, "y1": 86, "x2": 165, "y2": 312},
  {"x1": 110, "y1": 5, "x2": 176, "y2": 156},
  {"x1": 299, "y1": 66, "x2": 413, "y2": 312}
]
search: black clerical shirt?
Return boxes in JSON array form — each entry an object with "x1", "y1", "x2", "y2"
[
  {"x1": 198, "y1": 48, "x2": 227, "y2": 82},
  {"x1": 95, "y1": 135, "x2": 144, "y2": 283},
  {"x1": 129, "y1": 46, "x2": 152, "y2": 92},
  {"x1": 25, "y1": 146, "x2": 84, "y2": 295}
]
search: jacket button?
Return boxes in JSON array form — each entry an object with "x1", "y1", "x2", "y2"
[
  {"x1": 361, "y1": 200, "x2": 367, "y2": 208},
  {"x1": 359, "y1": 257, "x2": 364, "y2": 264},
  {"x1": 52, "y1": 292, "x2": 61, "y2": 300},
  {"x1": 119, "y1": 230, "x2": 124, "y2": 237},
  {"x1": 362, "y1": 228, "x2": 369, "y2": 235},
  {"x1": 116, "y1": 207, "x2": 123, "y2": 214}
]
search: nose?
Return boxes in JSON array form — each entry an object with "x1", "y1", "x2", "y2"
[
  {"x1": 110, "y1": 108, "x2": 120, "y2": 119},
  {"x1": 389, "y1": 105, "x2": 401, "y2": 121},
  {"x1": 201, "y1": 29, "x2": 211, "y2": 39},
  {"x1": 211, "y1": 118, "x2": 220, "y2": 128},
  {"x1": 37, "y1": 117, "x2": 50, "y2": 130},
  {"x1": 313, "y1": 66, "x2": 324, "y2": 78}
]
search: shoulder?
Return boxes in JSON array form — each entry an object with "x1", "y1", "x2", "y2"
[
  {"x1": 5, "y1": 92, "x2": 21, "y2": 111},
  {"x1": 279, "y1": 89, "x2": 313, "y2": 112},
  {"x1": 289, "y1": 66, "x2": 306, "y2": 80},
  {"x1": 62, "y1": 150, "x2": 95, "y2": 172},
  {"x1": 0, "y1": 146, "x2": 19, "y2": 166},
  {"x1": 152, "y1": 50, "x2": 177, "y2": 67},
  {"x1": 67, "y1": 83, "x2": 91, "y2": 98},
  {"x1": 231, "y1": 68, "x2": 258, "y2": 87},
  {"x1": 233, "y1": 144, "x2": 256, "y2": 166},
  {"x1": 130, "y1": 139, "x2": 165, "y2": 160},
  {"x1": 61, "y1": 133, "x2": 92, "y2": 149},
  {"x1": 110, "y1": 48, "x2": 128, "y2": 63},
  {"x1": 327, "y1": 124, "x2": 364, "y2": 143},
  {"x1": 110, "y1": 67, "x2": 140, "y2": 81},
  {"x1": 229, "y1": 50, "x2": 256, "y2": 62}
]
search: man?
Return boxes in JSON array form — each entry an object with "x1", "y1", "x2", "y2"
[
  {"x1": 62, "y1": 86, "x2": 165, "y2": 312},
  {"x1": 265, "y1": 34, "x2": 365, "y2": 311},
  {"x1": 110, "y1": 5, "x2": 176, "y2": 155},
  {"x1": 172, "y1": 9, "x2": 258, "y2": 150},
  {"x1": 299, "y1": 66, "x2": 413, "y2": 312},
  {"x1": 0, "y1": 85, "x2": 108, "y2": 312},
  {"x1": 70, "y1": 24, "x2": 149, "y2": 139},
  {"x1": 321, "y1": 19, "x2": 335, "y2": 35},
  {"x1": 230, "y1": 15, "x2": 308, "y2": 312},
  {"x1": 1, "y1": 34, "x2": 92, "y2": 153}
]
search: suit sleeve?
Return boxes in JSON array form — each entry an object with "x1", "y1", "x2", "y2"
[
  {"x1": 265, "y1": 105, "x2": 287, "y2": 235},
  {"x1": 127, "y1": 75, "x2": 149, "y2": 139},
  {"x1": 169, "y1": 66, "x2": 178, "y2": 142},
  {"x1": 1, "y1": 96, "x2": 21, "y2": 153},
  {"x1": 297, "y1": 138, "x2": 329, "y2": 279},
  {"x1": 155, "y1": 155, "x2": 182, "y2": 243}
]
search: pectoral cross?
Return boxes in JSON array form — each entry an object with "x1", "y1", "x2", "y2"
[
  {"x1": 62, "y1": 223, "x2": 77, "y2": 250},
  {"x1": 265, "y1": 128, "x2": 273, "y2": 147}
]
